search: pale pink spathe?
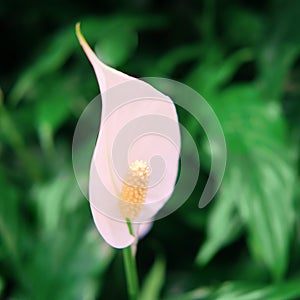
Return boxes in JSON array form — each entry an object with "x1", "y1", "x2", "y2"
[{"x1": 76, "y1": 23, "x2": 180, "y2": 248}]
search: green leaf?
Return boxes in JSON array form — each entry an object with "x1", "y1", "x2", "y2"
[
  {"x1": 149, "y1": 43, "x2": 204, "y2": 76},
  {"x1": 196, "y1": 172, "x2": 242, "y2": 265},
  {"x1": 0, "y1": 168, "x2": 28, "y2": 288},
  {"x1": 31, "y1": 171, "x2": 83, "y2": 234},
  {"x1": 8, "y1": 27, "x2": 76, "y2": 105},
  {"x1": 258, "y1": 0, "x2": 300, "y2": 100},
  {"x1": 0, "y1": 169, "x2": 20, "y2": 263},
  {"x1": 23, "y1": 227, "x2": 114, "y2": 300},
  {"x1": 95, "y1": 28, "x2": 138, "y2": 67},
  {"x1": 198, "y1": 85, "x2": 297, "y2": 280},
  {"x1": 186, "y1": 48, "x2": 253, "y2": 99},
  {"x1": 212, "y1": 279, "x2": 300, "y2": 300},
  {"x1": 0, "y1": 276, "x2": 4, "y2": 297},
  {"x1": 224, "y1": 8, "x2": 264, "y2": 46},
  {"x1": 9, "y1": 15, "x2": 167, "y2": 105},
  {"x1": 139, "y1": 256, "x2": 166, "y2": 300},
  {"x1": 27, "y1": 168, "x2": 114, "y2": 299},
  {"x1": 164, "y1": 278, "x2": 300, "y2": 300},
  {"x1": 34, "y1": 80, "x2": 72, "y2": 133}
]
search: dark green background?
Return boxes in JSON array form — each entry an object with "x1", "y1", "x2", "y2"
[{"x1": 1, "y1": 0, "x2": 300, "y2": 299}]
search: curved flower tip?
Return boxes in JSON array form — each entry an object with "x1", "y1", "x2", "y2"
[
  {"x1": 76, "y1": 23, "x2": 132, "y2": 93},
  {"x1": 76, "y1": 24, "x2": 180, "y2": 249}
]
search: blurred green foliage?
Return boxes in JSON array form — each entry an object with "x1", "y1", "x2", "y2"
[{"x1": 1, "y1": 0, "x2": 300, "y2": 299}]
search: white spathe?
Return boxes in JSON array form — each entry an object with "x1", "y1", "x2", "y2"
[{"x1": 76, "y1": 23, "x2": 180, "y2": 248}]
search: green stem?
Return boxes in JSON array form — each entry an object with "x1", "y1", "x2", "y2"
[{"x1": 123, "y1": 220, "x2": 139, "y2": 300}]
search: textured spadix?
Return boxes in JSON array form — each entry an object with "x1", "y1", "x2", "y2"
[{"x1": 76, "y1": 23, "x2": 180, "y2": 248}]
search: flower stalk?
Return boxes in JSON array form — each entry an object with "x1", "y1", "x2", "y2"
[{"x1": 123, "y1": 220, "x2": 139, "y2": 300}]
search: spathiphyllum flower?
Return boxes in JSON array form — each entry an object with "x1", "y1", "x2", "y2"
[{"x1": 76, "y1": 24, "x2": 180, "y2": 249}]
